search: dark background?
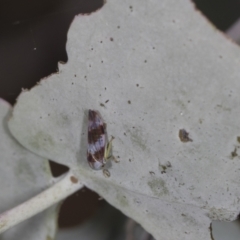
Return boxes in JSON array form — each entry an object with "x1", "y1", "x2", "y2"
[{"x1": 0, "y1": 0, "x2": 240, "y2": 229}]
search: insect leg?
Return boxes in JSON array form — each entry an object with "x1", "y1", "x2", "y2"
[{"x1": 104, "y1": 136, "x2": 114, "y2": 160}]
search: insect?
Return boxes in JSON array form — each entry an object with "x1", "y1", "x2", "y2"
[{"x1": 87, "y1": 109, "x2": 114, "y2": 170}]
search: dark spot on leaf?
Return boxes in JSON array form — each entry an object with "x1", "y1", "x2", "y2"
[
  {"x1": 231, "y1": 147, "x2": 238, "y2": 158},
  {"x1": 70, "y1": 176, "x2": 78, "y2": 183},
  {"x1": 179, "y1": 129, "x2": 193, "y2": 142},
  {"x1": 160, "y1": 165, "x2": 167, "y2": 174},
  {"x1": 166, "y1": 161, "x2": 172, "y2": 168}
]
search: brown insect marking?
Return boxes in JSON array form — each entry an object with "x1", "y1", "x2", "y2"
[
  {"x1": 179, "y1": 129, "x2": 193, "y2": 142},
  {"x1": 88, "y1": 147, "x2": 104, "y2": 162},
  {"x1": 88, "y1": 127, "x2": 105, "y2": 144}
]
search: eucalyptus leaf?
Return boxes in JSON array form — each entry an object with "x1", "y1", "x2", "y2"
[
  {"x1": 8, "y1": 0, "x2": 240, "y2": 239},
  {"x1": 0, "y1": 99, "x2": 58, "y2": 239}
]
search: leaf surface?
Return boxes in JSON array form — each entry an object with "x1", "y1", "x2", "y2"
[
  {"x1": 0, "y1": 99, "x2": 58, "y2": 239},
  {"x1": 8, "y1": 0, "x2": 240, "y2": 239}
]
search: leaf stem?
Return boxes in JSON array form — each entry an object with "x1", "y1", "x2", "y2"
[{"x1": 0, "y1": 170, "x2": 83, "y2": 233}]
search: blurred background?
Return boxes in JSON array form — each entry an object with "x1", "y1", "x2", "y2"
[{"x1": 1, "y1": 0, "x2": 240, "y2": 239}]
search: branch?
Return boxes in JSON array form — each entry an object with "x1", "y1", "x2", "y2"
[{"x1": 0, "y1": 170, "x2": 83, "y2": 233}]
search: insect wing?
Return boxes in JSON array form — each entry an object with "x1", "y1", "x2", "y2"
[{"x1": 87, "y1": 110, "x2": 106, "y2": 170}]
